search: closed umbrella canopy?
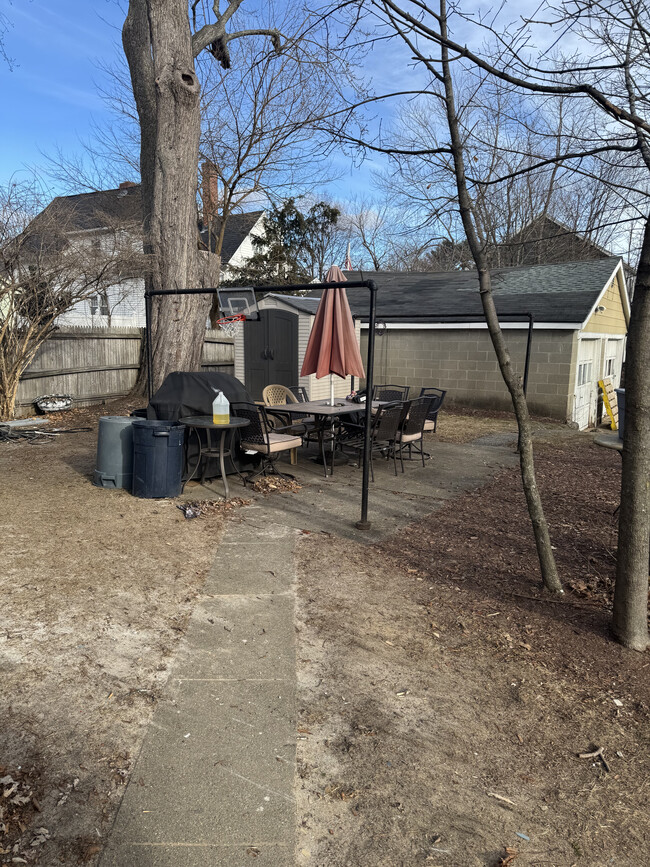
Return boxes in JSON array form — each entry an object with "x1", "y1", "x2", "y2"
[{"x1": 301, "y1": 266, "x2": 365, "y2": 381}]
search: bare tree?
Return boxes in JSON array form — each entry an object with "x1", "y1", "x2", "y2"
[
  {"x1": 120, "y1": 0, "x2": 361, "y2": 391},
  {"x1": 0, "y1": 180, "x2": 145, "y2": 420},
  {"x1": 378, "y1": 87, "x2": 637, "y2": 269},
  {"x1": 348, "y1": 0, "x2": 650, "y2": 646},
  {"x1": 344, "y1": 195, "x2": 394, "y2": 270}
]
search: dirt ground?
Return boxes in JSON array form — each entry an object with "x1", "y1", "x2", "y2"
[
  {"x1": 295, "y1": 435, "x2": 650, "y2": 866},
  {"x1": 0, "y1": 399, "x2": 237, "y2": 864},
  {"x1": 2, "y1": 401, "x2": 647, "y2": 867}
]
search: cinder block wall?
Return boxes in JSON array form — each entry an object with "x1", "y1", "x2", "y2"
[{"x1": 360, "y1": 328, "x2": 575, "y2": 420}]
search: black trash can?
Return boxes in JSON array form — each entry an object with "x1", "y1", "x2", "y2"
[{"x1": 132, "y1": 420, "x2": 185, "y2": 498}]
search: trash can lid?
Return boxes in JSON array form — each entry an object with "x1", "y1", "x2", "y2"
[{"x1": 131, "y1": 418, "x2": 182, "y2": 429}]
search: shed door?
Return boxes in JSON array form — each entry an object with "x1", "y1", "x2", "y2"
[
  {"x1": 573, "y1": 338, "x2": 600, "y2": 430},
  {"x1": 243, "y1": 309, "x2": 298, "y2": 400},
  {"x1": 603, "y1": 338, "x2": 624, "y2": 388}
]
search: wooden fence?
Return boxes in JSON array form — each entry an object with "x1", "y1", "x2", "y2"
[{"x1": 15, "y1": 327, "x2": 234, "y2": 417}]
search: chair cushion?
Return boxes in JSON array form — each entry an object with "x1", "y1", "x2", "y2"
[
  {"x1": 423, "y1": 420, "x2": 436, "y2": 431},
  {"x1": 398, "y1": 432, "x2": 422, "y2": 443},
  {"x1": 241, "y1": 433, "x2": 303, "y2": 455}
]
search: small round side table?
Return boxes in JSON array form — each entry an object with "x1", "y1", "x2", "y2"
[{"x1": 179, "y1": 416, "x2": 250, "y2": 499}]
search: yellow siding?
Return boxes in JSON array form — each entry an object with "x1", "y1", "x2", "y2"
[{"x1": 582, "y1": 274, "x2": 627, "y2": 335}]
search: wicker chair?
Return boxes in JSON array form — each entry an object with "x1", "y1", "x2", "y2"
[
  {"x1": 395, "y1": 396, "x2": 433, "y2": 469},
  {"x1": 419, "y1": 387, "x2": 447, "y2": 432},
  {"x1": 262, "y1": 384, "x2": 314, "y2": 435},
  {"x1": 231, "y1": 401, "x2": 302, "y2": 481},
  {"x1": 372, "y1": 384, "x2": 410, "y2": 403}
]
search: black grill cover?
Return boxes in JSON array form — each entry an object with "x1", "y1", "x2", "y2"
[{"x1": 147, "y1": 372, "x2": 259, "y2": 477}]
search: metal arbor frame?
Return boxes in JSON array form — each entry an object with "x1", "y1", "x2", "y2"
[{"x1": 144, "y1": 279, "x2": 378, "y2": 529}]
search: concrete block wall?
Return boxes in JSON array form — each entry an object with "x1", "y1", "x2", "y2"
[{"x1": 361, "y1": 327, "x2": 575, "y2": 420}]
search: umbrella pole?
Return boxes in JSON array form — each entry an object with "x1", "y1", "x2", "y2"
[{"x1": 330, "y1": 374, "x2": 335, "y2": 471}]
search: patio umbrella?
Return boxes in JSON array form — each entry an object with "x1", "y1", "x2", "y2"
[{"x1": 301, "y1": 265, "x2": 365, "y2": 406}]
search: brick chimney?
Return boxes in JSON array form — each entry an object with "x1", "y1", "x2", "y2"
[{"x1": 118, "y1": 181, "x2": 137, "y2": 190}]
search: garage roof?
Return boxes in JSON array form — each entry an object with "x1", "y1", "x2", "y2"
[{"x1": 308, "y1": 257, "x2": 624, "y2": 325}]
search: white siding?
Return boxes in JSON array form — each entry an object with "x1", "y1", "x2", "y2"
[
  {"x1": 224, "y1": 214, "x2": 265, "y2": 272},
  {"x1": 57, "y1": 277, "x2": 146, "y2": 327}
]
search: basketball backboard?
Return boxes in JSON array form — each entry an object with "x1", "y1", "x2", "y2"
[{"x1": 217, "y1": 287, "x2": 259, "y2": 320}]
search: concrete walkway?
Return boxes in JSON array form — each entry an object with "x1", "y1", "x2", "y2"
[
  {"x1": 101, "y1": 438, "x2": 518, "y2": 866},
  {"x1": 101, "y1": 520, "x2": 299, "y2": 866}
]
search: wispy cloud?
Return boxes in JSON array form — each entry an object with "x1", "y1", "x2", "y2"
[{"x1": 20, "y1": 71, "x2": 105, "y2": 110}]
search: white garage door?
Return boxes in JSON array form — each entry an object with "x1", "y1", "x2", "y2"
[{"x1": 573, "y1": 338, "x2": 601, "y2": 430}]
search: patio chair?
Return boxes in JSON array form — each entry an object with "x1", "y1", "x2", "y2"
[
  {"x1": 262, "y1": 384, "x2": 314, "y2": 435},
  {"x1": 290, "y1": 385, "x2": 309, "y2": 402},
  {"x1": 395, "y1": 396, "x2": 434, "y2": 470},
  {"x1": 342, "y1": 401, "x2": 405, "y2": 480},
  {"x1": 372, "y1": 384, "x2": 410, "y2": 403},
  {"x1": 230, "y1": 401, "x2": 302, "y2": 482},
  {"x1": 419, "y1": 387, "x2": 447, "y2": 432}
]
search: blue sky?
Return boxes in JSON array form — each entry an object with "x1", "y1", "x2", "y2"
[
  {"x1": 0, "y1": 0, "x2": 127, "y2": 186},
  {"x1": 0, "y1": 0, "x2": 560, "y2": 202},
  {"x1": 0, "y1": 0, "x2": 389, "y2": 199}
]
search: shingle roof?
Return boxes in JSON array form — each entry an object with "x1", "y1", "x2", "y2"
[
  {"x1": 265, "y1": 293, "x2": 321, "y2": 315},
  {"x1": 29, "y1": 186, "x2": 263, "y2": 265},
  {"x1": 201, "y1": 211, "x2": 264, "y2": 262},
  {"x1": 33, "y1": 185, "x2": 144, "y2": 232},
  {"x1": 309, "y1": 258, "x2": 622, "y2": 324}
]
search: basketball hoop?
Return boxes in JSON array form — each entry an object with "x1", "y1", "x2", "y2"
[{"x1": 217, "y1": 314, "x2": 246, "y2": 337}]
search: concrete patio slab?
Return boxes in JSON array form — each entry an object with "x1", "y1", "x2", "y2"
[{"x1": 101, "y1": 436, "x2": 519, "y2": 866}]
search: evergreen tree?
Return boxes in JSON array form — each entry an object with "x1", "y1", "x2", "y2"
[{"x1": 225, "y1": 198, "x2": 341, "y2": 286}]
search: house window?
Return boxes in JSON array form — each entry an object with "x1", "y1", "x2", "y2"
[
  {"x1": 89, "y1": 293, "x2": 109, "y2": 317},
  {"x1": 604, "y1": 356, "x2": 616, "y2": 378},
  {"x1": 577, "y1": 361, "x2": 592, "y2": 387}
]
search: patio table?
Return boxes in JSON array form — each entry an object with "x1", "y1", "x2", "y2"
[
  {"x1": 179, "y1": 416, "x2": 249, "y2": 499},
  {"x1": 264, "y1": 399, "x2": 389, "y2": 476}
]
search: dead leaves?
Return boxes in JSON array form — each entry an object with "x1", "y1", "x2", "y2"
[
  {"x1": 0, "y1": 769, "x2": 47, "y2": 863},
  {"x1": 251, "y1": 477, "x2": 302, "y2": 495},
  {"x1": 176, "y1": 497, "x2": 251, "y2": 519}
]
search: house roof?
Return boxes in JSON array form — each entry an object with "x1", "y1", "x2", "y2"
[
  {"x1": 264, "y1": 293, "x2": 322, "y2": 315},
  {"x1": 201, "y1": 211, "x2": 264, "y2": 262},
  {"x1": 28, "y1": 186, "x2": 263, "y2": 265},
  {"x1": 309, "y1": 258, "x2": 624, "y2": 325},
  {"x1": 498, "y1": 216, "x2": 615, "y2": 266},
  {"x1": 33, "y1": 185, "x2": 144, "y2": 233}
]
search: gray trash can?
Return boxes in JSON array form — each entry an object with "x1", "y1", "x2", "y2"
[{"x1": 93, "y1": 416, "x2": 136, "y2": 490}]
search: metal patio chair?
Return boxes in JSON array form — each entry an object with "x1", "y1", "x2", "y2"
[
  {"x1": 419, "y1": 387, "x2": 446, "y2": 432},
  {"x1": 342, "y1": 401, "x2": 405, "y2": 480},
  {"x1": 231, "y1": 401, "x2": 302, "y2": 482},
  {"x1": 395, "y1": 395, "x2": 434, "y2": 469},
  {"x1": 372, "y1": 384, "x2": 410, "y2": 403}
]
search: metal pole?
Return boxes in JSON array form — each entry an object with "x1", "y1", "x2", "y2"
[
  {"x1": 523, "y1": 314, "x2": 534, "y2": 396},
  {"x1": 357, "y1": 280, "x2": 377, "y2": 530},
  {"x1": 145, "y1": 291, "x2": 153, "y2": 400}
]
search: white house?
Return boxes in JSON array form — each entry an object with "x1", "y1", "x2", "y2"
[{"x1": 26, "y1": 183, "x2": 265, "y2": 327}]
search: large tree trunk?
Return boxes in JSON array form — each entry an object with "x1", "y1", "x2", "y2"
[
  {"x1": 123, "y1": 0, "x2": 212, "y2": 394},
  {"x1": 439, "y1": 0, "x2": 562, "y2": 594},
  {"x1": 612, "y1": 214, "x2": 650, "y2": 651}
]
